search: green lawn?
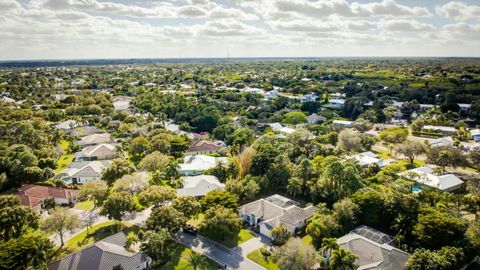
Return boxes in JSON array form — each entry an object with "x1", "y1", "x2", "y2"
[
  {"x1": 160, "y1": 244, "x2": 219, "y2": 270},
  {"x1": 247, "y1": 249, "x2": 280, "y2": 270},
  {"x1": 55, "y1": 140, "x2": 74, "y2": 174},
  {"x1": 206, "y1": 229, "x2": 254, "y2": 248},
  {"x1": 65, "y1": 221, "x2": 139, "y2": 252},
  {"x1": 74, "y1": 200, "x2": 94, "y2": 211}
]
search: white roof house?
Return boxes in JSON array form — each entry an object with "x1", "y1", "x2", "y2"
[
  {"x1": 423, "y1": 125, "x2": 457, "y2": 135},
  {"x1": 55, "y1": 120, "x2": 79, "y2": 131},
  {"x1": 239, "y1": 194, "x2": 315, "y2": 238},
  {"x1": 112, "y1": 96, "x2": 132, "y2": 112},
  {"x1": 471, "y1": 129, "x2": 480, "y2": 142},
  {"x1": 352, "y1": 151, "x2": 390, "y2": 167},
  {"x1": 430, "y1": 136, "x2": 454, "y2": 148},
  {"x1": 178, "y1": 155, "x2": 228, "y2": 176},
  {"x1": 307, "y1": 113, "x2": 326, "y2": 124},
  {"x1": 75, "y1": 143, "x2": 116, "y2": 161},
  {"x1": 400, "y1": 166, "x2": 464, "y2": 192},
  {"x1": 333, "y1": 120, "x2": 353, "y2": 127},
  {"x1": 78, "y1": 133, "x2": 111, "y2": 146},
  {"x1": 57, "y1": 161, "x2": 112, "y2": 184},
  {"x1": 176, "y1": 175, "x2": 225, "y2": 197},
  {"x1": 269, "y1": 123, "x2": 295, "y2": 134}
]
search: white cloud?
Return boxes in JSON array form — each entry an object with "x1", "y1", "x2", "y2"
[
  {"x1": 0, "y1": 0, "x2": 21, "y2": 11},
  {"x1": 380, "y1": 19, "x2": 435, "y2": 32},
  {"x1": 437, "y1": 1, "x2": 480, "y2": 21}
]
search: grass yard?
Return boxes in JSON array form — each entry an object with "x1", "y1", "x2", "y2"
[
  {"x1": 66, "y1": 221, "x2": 138, "y2": 252},
  {"x1": 160, "y1": 244, "x2": 219, "y2": 270},
  {"x1": 208, "y1": 229, "x2": 254, "y2": 248},
  {"x1": 55, "y1": 140, "x2": 74, "y2": 174},
  {"x1": 247, "y1": 249, "x2": 280, "y2": 270},
  {"x1": 74, "y1": 200, "x2": 94, "y2": 211}
]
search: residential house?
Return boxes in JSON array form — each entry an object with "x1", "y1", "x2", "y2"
[
  {"x1": 459, "y1": 103, "x2": 472, "y2": 113},
  {"x1": 352, "y1": 151, "x2": 391, "y2": 167},
  {"x1": 55, "y1": 120, "x2": 79, "y2": 132},
  {"x1": 176, "y1": 175, "x2": 225, "y2": 198},
  {"x1": 78, "y1": 133, "x2": 112, "y2": 147},
  {"x1": 400, "y1": 166, "x2": 464, "y2": 192},
  {"x1": 70, "y1": 126, "x2": 102, "y2": 137},
  {"x1": 186, "y1": 140, "x2": 225, "y2": 155},
  {"x1": 332, "y1": 120, "x2": 353, "y2": 128},
  {"x1": 423, "y1": 125, "x2": 457, "y2": 136},
  {"x1": 336, "y1": 225, "x2": 410, "y2": 270},
  {"x1": 17, "y1": 184, "x2": 78, "y2": 210},
  {"x1": 306, "y1": 113, "x2": 326, "y2": 124},
  {"x1": 74, "y1": 143, "x2": 116, "y2": 161},
  {"x1": 178, "y1": 155, "x2": 228, "y2": 176},
  {"x1": 430, "y1": 136, "x2": 454, "y2": 148},
  {"x1": 48, "y1": 232, "x2": 150, "y2": 270},
  {"x1": 269, "y1": 122, "x2": 295, "y2": 134},
  {"x1": 326, "y1": 98, "x2": 345, "y2": 109},
  {"x1": 112, "y1": 96, "x2": 132, "y2": 112},
  {"x1": 239, "y1": 194, "x2": 315, "y2": 238},
  {"x1": 265, "y1": 90, "x2": 279, "y2": 100},
  {"x1": 471, "y1": 129, "x2": 480, "y2": 142},
  {"x1": 300, "y1": 93, "x2": 317, "y2": 103},
  {"x1": 57, "y1": 160, "x2": 112, "y2": 184}
]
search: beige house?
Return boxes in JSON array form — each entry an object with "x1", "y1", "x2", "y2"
[{"x1": 75, "y1": 143, "x2": 116, "y2": 161}]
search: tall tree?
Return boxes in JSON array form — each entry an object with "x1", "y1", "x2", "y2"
[
  {"x1": 0, "y1": 195, "x2": 39, "y2": 240},
  {"x1": 100, "y1": 192, "x2": 136, "y2": 221},
  {"x1": 146, "y1": 206, "x2": 187, "y2": 234},
  {"x1": 41, "y1": 207, "x2": 80, "y2": 247}
]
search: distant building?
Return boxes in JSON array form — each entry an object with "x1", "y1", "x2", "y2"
[
  {"x1": 269, "y1": 122, "x2": 295, "y2": 134},
  {"x1": 265, "y1": 90, "x2": 279, "y2": 100},
  {"x1": 423, "y1": 125, "x2": 457, "y2": 136},
  {"x1": 326, "y1": 98, "x2": 345, "y2": 109},
  {"x1": 400, "y1": 166, "x2": 464, "y2": 192},
  {"x1": 352, "y1": 151, "x2": 391, "y2": 167},
  {"x1": 178, "y1": 155, "x2": 228, "y2": 176},
  {"x1": 57, "y1": 161, "x2": 112, "y2": 184},
  {"x1": 471, "y1": 129, "x2": 480, "y2": 142},
  {"x1": 337, "y1": 225, "x2": 410, "y2": 270},
  {"x1": 48, "y1": 232, "x2": 150, "y2": 270},
  {"x1": 332, "y1": 120, "x2": 353, "y2": 128},
  {"x1": 17, "y1": 184, "x2": 77, "y2": 210},
  {"x1": 430, "y1": 136, "x2": 454, "y2": 148},
  {"x1": 78, "y1": 133, "x2": 112, "y2": 147},
  {"x1": 300, "y1": 93, "x2": 317, "y2": 103},
  {"x1": 186, "y1": 140, "x2": 225, "y2": 155},
  {"x1": 306, "y1": 113, "x2": 326, "y2": 124},
  {"x1": 239, "y1": 194, "x2": 315, "y2": 238},
  {"x1": 176, "y1": 175, "x2": 225, "y2": 198},
  {"x1": 74, "y1": 143, "x2": 116, "y2": 161},
  {"x1": 55, "y1": 120, "x2": 79, "y2": 132},
  {"x1": 112, "y1": 96, "x2": 132, "y2": 112}
]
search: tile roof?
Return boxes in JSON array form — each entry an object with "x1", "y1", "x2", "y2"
[
  {"x1": 58, "y1": 160, "x2": 112, "y2": 178},
  {"x1": 337, "y1": 226, "x2": 410, "y2": 270},
  {"x1": 17, "y1": 184, "x2": 77, "y2": 208},
  {"x1": 48, "y1": 232, "x2": 149, "y2": 270},
  {"x1": 76, "y1": 143, "x2": 116, "y2": 158},
  {"x1": 187, "y1": 140, "x2": 225, "y2": 153},
  {"x1": 176, "y1": 175, "x2": 225, "y2": 197},
  {"x1": 79, "y1": 133, "x2": 111, "y2": 146},
  {"x1": 240, "y1": 194, "x2": 315, "y2": 230}
]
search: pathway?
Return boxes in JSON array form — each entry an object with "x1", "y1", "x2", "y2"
[{"x1": 175, "y1": 231, "x2": 268, "y2": 270}]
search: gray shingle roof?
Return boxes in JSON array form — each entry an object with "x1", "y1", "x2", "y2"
[{"x1": 48, "y1": 232, "x2": 149, "y2": 270}]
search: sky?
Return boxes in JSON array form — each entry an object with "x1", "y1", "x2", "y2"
[{"x1": 0, "y1": 0, "x2": 479, "y2": 60}]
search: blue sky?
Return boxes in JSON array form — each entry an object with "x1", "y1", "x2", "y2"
[{"x1": 0, "y1": 0, "x2": 479, "y2": 60}]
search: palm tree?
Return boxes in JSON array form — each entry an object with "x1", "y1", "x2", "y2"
[
  {"x1": 165, "y1": 159, "x2": 179, "y2": 180},
  {"x1": 329, "y1": 248, "x2": 357, "y2": 270},
  {"x1": 321, "y1": 238, "x2": 339, "y2": 258},
  {"x1": 188, "y1": 252, "x2": 203, "y2": 270},
  {"x1": 287, "y1": 177, "x2": 302, "y2": 198}
]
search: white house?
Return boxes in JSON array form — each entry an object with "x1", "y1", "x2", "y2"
[
  {"x1": 78, "y1": 133, "x2": 112, "y2": 147},
  {"x1": 112, "y1": 96, "x2": 132, "y2": 112},
  {"x1": 430, "y1": 136, "x2": 454, "y2": 148},
  {"x1": 423, "y1": 125, "x2": 457, "y2": 136},
  {"x1": 176, "y1": 175, "x2": 225, "y2": 198},
  {"x1": 265, "y1": 90, "x2": 279, "y2": 100},
  {"x1": 307, "y1": 113, "x2": 326, "y2": 124},
  {"x1": 57, "y1": 161, "x2": 112, "y2": 184},
  {"x1": 178, "y1": 155, "x2": 228, "y2": 176},
  {"x1": 400, "y1": 166, "x2": 464, "y2": 192},
  {"x1": 269, "y1": 122, "x2": 295, "y2": 134},
  {"x1": 239, "y1": 194, "x2": 315, "y2": 238},
  {"x1": 75, "y1": 143, "x2": 116, "y2": 161},
  {"x1": 352, "y1": 151, "x2": 390, "y2": 167},
  {"x1": 326, "y1": 99, "x2": 345, "y2": 109},
  {"x1": 300, "y1": 93, "x2": 317, "y2": 103},
  {"x1": 471, "y1": 129, "x2": 480, "y2": 142},
  {"x1": 333, "y1": 120, "x2": 353, "y2": 128},
  {"x1": 55, "y1": 120, "x2": 79, "y2": 131}
]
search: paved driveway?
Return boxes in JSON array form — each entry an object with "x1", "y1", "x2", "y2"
[{"x1": 176, "y1": 232, "x2": 267, "y2": 270}]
